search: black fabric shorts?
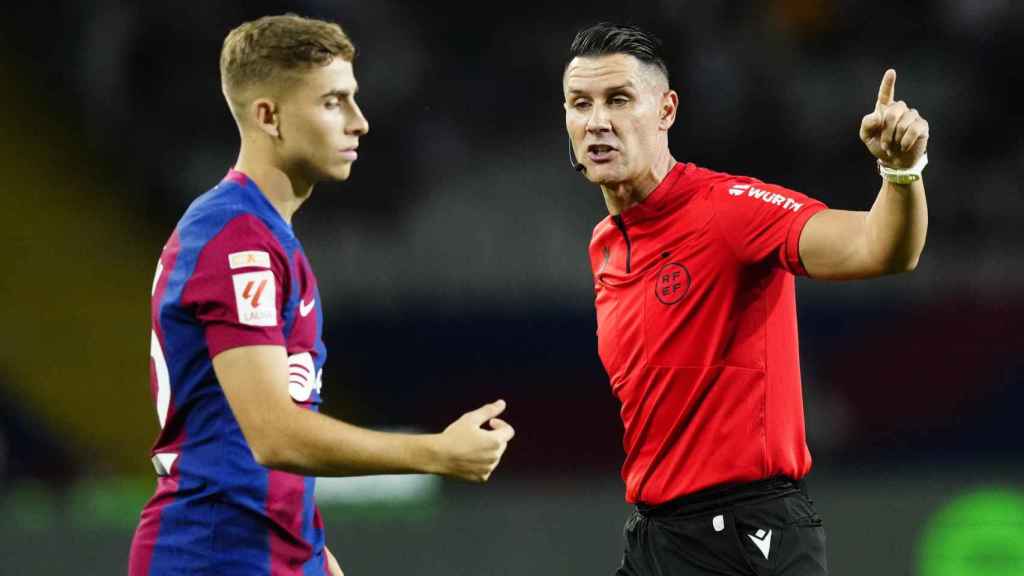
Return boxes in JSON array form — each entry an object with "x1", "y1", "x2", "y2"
[{"x1": 616, "y1": 477, "x2": 827, "y2": 576}]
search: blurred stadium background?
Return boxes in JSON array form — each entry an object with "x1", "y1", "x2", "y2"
[{"x1": 2, "y1": 1, "x2": 1022, "y2": 574}]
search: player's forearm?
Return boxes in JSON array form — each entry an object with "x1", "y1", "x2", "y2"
[
  {"x1": 863, "y1": 179, "x2": 928, "y2": 273},
  {"x1": 252, "y1": 407, "x2": 443, "y2": 477}
]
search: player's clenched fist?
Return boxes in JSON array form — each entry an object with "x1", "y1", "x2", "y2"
[
  {"x1": 432, "y1": 399, "x2": 515, "y2": 483},
  {"x1": 860, "y1": 69, "x2": 929, "y2": 170}
]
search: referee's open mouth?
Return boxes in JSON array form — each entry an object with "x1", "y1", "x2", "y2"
[{"x1": 587, "y1": 143, "x2": 618, "y2": 162}]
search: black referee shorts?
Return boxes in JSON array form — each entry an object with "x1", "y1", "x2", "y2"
[{"x1": 616, "y1": 477, "x2": 827, "y2": 576}]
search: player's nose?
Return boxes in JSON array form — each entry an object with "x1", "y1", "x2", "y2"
[{"x1": 347, "y1": 101, "x2": 369, "y2": 136}]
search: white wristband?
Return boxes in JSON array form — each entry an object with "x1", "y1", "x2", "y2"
[{"x1": 878, "y1": 153, "x2": 928, "y2": 184}]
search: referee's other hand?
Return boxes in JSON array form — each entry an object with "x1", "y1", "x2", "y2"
[{"x1": 434, "y1": 399, "x2": 515, "y2": 483}]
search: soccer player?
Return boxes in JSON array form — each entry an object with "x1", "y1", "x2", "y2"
[
  {"x1": 129, "y1": 14, "x2": 514, "y2": 576},
  {"x1": 563, "y1": 23, "x2": 928, "y2": 575}
]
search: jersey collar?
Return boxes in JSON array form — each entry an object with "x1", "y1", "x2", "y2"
[
  {"x1": 616, "y1": 162, "x2": 690, "y2": 226},
  {"x1": 222, "y1": 168, "x2": 294, "y2": 233}
]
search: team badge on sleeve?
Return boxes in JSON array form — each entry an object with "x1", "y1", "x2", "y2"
[
  {"x1": 287, "y1": 351, "x2": 323, "y2": 402},
  {"x1": 228, "y1": 250, "x2": 271, "y2": 269},
  {"x1": 232, "y1": 270, "x2": 277, "y2": 326}
]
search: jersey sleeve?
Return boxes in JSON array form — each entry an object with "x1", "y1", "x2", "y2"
[
  {"x1": 181, "y1": 214, "x2": 291, "y2": 357},
  {"x1": 708, "y1": 177, "x2": 827, "y2": 276}
]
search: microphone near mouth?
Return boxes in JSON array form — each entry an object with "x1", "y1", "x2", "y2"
[{"x1": 568, "y1": 140, "x2": 586, "y2": 174}]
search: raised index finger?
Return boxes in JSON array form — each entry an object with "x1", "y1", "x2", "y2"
[{"x1": 876, "y1": 69, "x2": 896, "y2": 111}]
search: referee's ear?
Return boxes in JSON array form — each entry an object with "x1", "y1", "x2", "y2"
[
  {"x1": 252, "y1": 98, "x2": 281, "y2": 138},
  {"x1": 658, "y1": 89, "x2": 679, "y2": 131}
]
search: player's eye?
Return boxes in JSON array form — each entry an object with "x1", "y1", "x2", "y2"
[
  {"x1": 610, "y1": 96, "x2": 630, "y2": 106},
  {"x1": 325, "y1": 99, "x2": 340, "y2": 109},
  {"x1": 572, "y1": 100, "x2": 592, "y2": 111}
]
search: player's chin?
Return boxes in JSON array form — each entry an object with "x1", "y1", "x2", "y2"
[{"x1": 322, "y1": 163, "x2": 353, "y2": 182}]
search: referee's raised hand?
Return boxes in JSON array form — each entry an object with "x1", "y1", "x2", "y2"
[
  {"x1": 433, "y1": 399, "x2": 515, "y2": 483},
  {"x1": 860, "y1": 69, "x2": 930, "y2": 170}
]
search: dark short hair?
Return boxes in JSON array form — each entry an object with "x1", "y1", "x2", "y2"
[{"x1": 566, "y1": 22, "x2": 669, "y2": 82}]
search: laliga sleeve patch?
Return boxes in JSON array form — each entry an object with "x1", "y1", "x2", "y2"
[
  {"x1": 228, "y1": 250, "x2": 271, "y2": 269},
  {"x1": 232, "y1": 270, "x2": 277, "y2": 326}
]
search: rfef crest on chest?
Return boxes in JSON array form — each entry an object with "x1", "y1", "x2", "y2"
[{"x1": 654, "y1": 262, "x2": 691, "y2": 305}]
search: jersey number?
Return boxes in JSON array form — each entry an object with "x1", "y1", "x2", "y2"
[
  {"x1": 150, "y1": 260, "x2": 171, "y2": 428},
  {"x1": 151, "y1": 331, "x2": 171, "y2": 428}
]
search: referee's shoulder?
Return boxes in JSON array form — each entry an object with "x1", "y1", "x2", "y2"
[
  {"x1": 688, "y1": 163, "x2": 763, "y2": 193},
  {"x1": 589, "y1": 215, "x2": 616, "y2": 242}
]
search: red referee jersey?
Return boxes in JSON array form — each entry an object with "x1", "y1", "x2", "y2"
[{"x1": 590, "y1": 162, "x2": 827, "y2": 505}]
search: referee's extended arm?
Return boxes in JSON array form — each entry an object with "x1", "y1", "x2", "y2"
[{"x1": 799, "y1": 69, "x2": 929, "y2": 280}]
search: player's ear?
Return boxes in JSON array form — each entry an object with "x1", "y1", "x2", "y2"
[
  {"x1": 659, "y1": 89, "x2": 678, "y2": 131},
  {"x1": 252, "y1": 98, "x2": 281, "y2": 138}
]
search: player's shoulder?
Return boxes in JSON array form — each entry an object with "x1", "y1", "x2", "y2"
[
  {"x1": 176, "y1": 175, "x2": 291, "y2": 254},
  {"x1": 180, "y1": 176, "x2": 259, "y2": 229}
]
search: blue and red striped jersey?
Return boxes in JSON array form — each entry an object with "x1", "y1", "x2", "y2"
[{"x1": 130, "y1": 169, "x2": 330, "y2": 575}]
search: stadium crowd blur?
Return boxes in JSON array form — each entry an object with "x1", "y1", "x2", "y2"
[{"x1": 1, "y1": 0, "x2": 1020, "y2": 493}]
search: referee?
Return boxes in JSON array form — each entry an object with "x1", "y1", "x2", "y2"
[{"x1": 562, "y1": 23, "x2": 928, "y2": 575}]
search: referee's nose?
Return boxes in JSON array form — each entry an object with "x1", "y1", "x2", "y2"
[{"x1": 585, "y1": 102, "x2": 612, "y2": 135}]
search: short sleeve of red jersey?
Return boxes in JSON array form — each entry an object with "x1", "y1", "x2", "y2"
[
  {"x1": 181, "y1": 214, "x2": 290, "y2": 357},
  {"x1": 708, "y1": 178, "x2": 827, "y2": 276}
]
